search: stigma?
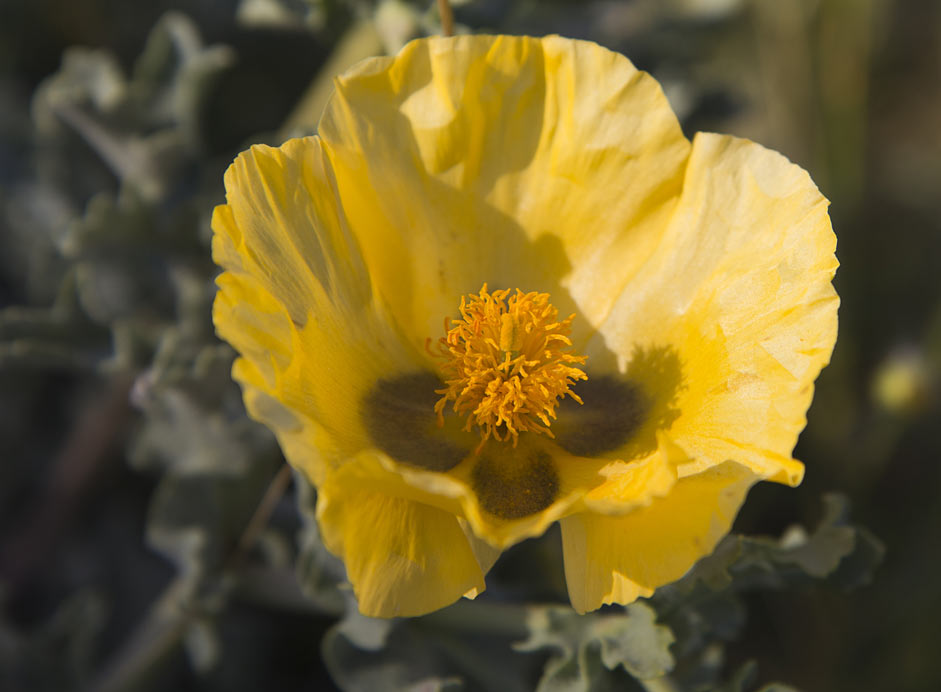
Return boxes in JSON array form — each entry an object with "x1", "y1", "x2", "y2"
[{"x1": 432, "y1": 284, "x2": 587, "y2": 446}]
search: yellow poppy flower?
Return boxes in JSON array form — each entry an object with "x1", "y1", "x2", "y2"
[{"x1": 211, "y1": 34, "x2": 838, "y2": 617}]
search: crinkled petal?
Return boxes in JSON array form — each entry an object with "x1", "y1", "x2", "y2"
[
  {"x1": 318, "y1": 34, "x2": 690, "y2": 345},
  {"x1": 327, "y1": 430, "x2": 679, "y2": 550},
  {"x1": 212, "y1": 137, "x2": 427, "y2": 483},
  {"x1": 595, "y1": 133, "x2": 838, "y2": 486},
  {"x1": 212, "y1": 34, "x2": 838, "y2": 618},
  {"x1": 317, "y1": 459, "x2": 487, "y2": 617},
  {"x1": 561, "y1": 460, "x2": 758, "y2": 613},
  {"x1": 457, "y1": 518, "x2": 501, "y2": 598},
  {"x1": 579, "y1": 430, "x2": 683, "y2": 515}
]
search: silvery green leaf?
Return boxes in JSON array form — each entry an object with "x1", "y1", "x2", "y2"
[
  {"x1": 129, "y1": 346, "x2": 273, "y2": 478},
  {"x1": 129, "y1": 12, "x2": 235, "y2": 154},
  {"x1": 145, "y1": 456, "x2": 283, "y2": 584},
  {"x1": 321, "y1": 619, "x2": 464, "y2": 692},
  {"x1": 183, "y1": 617, "x2": 221, "y2": 674},
  {"x1": 662, "y1": 493, "x2": 882, "y2": 600},
  {"x1": 595, "y1": 604, "x2": 676, "y2": 679},
  {"x1": 64, "y1": 190, "x2": 174, "y2": 325},
  {"x1": 516, "y1": 602, "x2": 674, "y2": 691},
  {"x1": 774, "y1": 494, "x2": 857, "y2": 578},
  {"x1": 0, "y1": 184, "x2": 73, "y2": 304},
  {"x1": 237, "y1": 0, "x2": 315, "y2": 29},
  {"x1": 32, "y1": 48, "x2": 127, "y2": 136},
  {"x1": 33, "y1": 12, "x2": 230, "y2": 201},
  {"x1": 0, "y1": 273, "x2": 110, "y2": 370},
  {"x1": 336, "y1": 600, "x2": 394, "y2": 652},
  {"x1": 651, "y1": 494, "x2": 882, "y2": 691},
  {"x1": 827, "y1": 522, "x2": 884, "y2": 590},
  {"x1": 130, "y1": 385, "x2": 263, "y2": 476}
]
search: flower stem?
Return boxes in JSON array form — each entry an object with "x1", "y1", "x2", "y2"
[
  {"x1": 229, "y1": 463, "x2": 293, "y2": 569},
  {"x1": 437, "y1": 0, "x2": 455, "y2": 37}
]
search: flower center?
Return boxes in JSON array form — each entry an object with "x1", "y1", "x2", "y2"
[{"x1": 431, "y1": 284, "x2": 587, "y2": 446}]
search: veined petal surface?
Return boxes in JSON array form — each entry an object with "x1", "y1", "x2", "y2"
[
  {"x1": 212, "y1": 34, "x2": 838, "y2": 617},
  {"x1": 318, "y1": 34, "x2": 691, "y2": 347},
  {"x1": 317, "y1": 454, "x2": 487, "y2": 617},
  {"x1": 595, "y1": 133, "x2": 838, "y2": 487},
  {"x1": 213, "y1": 137, "x2": 427, "y2": 484},
  {"x1": 561, "y1": 460, "x2": 759, "y2": 613}
]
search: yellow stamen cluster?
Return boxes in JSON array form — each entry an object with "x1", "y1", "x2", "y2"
[{"x1": 432, "y1": 284, "x2": 587, "y2": 446}]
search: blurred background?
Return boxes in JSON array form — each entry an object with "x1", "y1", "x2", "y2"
[{"x1": 0, "y1": 1, "x2": 938, "y2": 690}]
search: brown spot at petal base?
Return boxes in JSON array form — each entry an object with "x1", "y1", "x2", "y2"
[
  {"x1": 553, "y1": 376, "x2": 649, "y2": 456},
  {"x1": 362, "y1": 372, "x2": 468, "y2": 472},
  {"x1": 472, "y1": 450, "x2": 559, "y2": 519}
]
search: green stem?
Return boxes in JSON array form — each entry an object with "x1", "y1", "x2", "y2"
[{"x1": 229, "y1": 464, "x2": 293, "y2": 570}]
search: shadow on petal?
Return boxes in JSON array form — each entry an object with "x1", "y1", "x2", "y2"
[
  {"x1": 361, "y1": 372, "x2": 470, "y2": 472},
  {"x1": 554, "y1": 344, "x2": 685, "y2": 461}
]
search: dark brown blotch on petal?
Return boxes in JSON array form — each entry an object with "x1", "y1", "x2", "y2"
[
  {"x1": 362, "y1": 372, "x2": 467, "y2": 472},
  {"x1": 472, "y1": 450, "x2": 559, "y2": 519},
  {"x1": 552, "y1": 375, "x2": 649, "y2": 456}
]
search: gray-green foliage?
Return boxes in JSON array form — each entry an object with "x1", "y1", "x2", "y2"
[
  {"x1": 515, "y1": 602, "x2": 674, "y2": 691},
  {"x1": 1, "y1": 11, "x2": 289, "y2": 691},
  {"x1": 4, "y1": 11, "x2": 230, "y2": 373},
  {"x1": 308, "y1": 491, "x2": 881, "y2": 692},
  {"x1": 649, "y1": 494, "x2": 883, "y2": 691}
]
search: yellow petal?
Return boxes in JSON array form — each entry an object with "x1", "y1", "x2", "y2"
[
  {"x1": 324, "y1": 372, "x2": 677, "y2": 552},
  {"x1": 578, "y1": 430, "x2": 682, "y2": 515},
  {"x1": 457, "y1": 517, "x2": 502, "y2": 599},
  {"x1": 595, "y1": 133, "x2": 838, "y2": 485},
  {"x1": 317, "y1": 460, "x2": 487, "y2": 617},
  {"x1": 322, "y1": 422, "x2": 680, "y2": 551},
  {"x1": 213, "y1": 137, "x2": 428, "y2": 483},
  {"x1": 561, "y1": 460, "x2": 758, "y2": 613},
  {"x1": 216, "y1": 137, "x2": 369, "y2": 326},
  {"x1": 212, "y1": 33, "x2": 839, "y2": 618},
  {"x1": 318, "y1": 35, "x2": 691, "y2": 346}
]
